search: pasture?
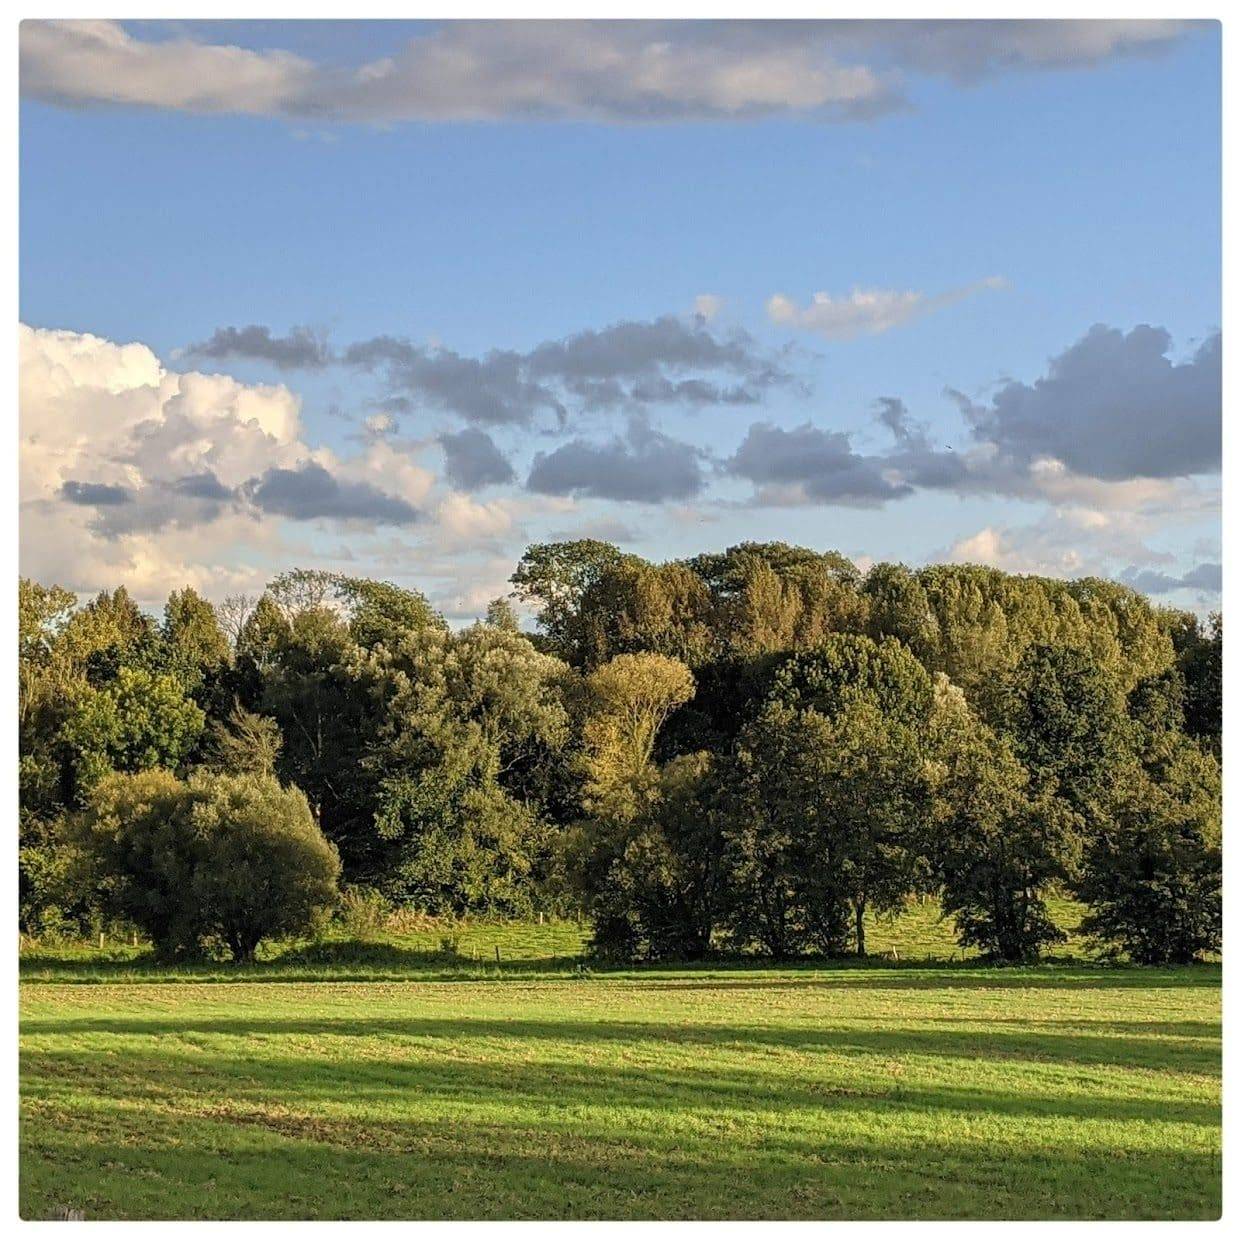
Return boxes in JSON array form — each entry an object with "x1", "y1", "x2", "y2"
[{"x1": 19, "y1": 913, "x2": 1221, "y2": 1221}]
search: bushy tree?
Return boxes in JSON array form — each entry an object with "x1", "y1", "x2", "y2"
[
  {"x1": 510, "y1": 539, "x2": 630, "y2": 662},
  {"x1": 204, "y1": 702, "x2": 283, "y2": 775},
  {"x1": 928, "y1": 679, "x2": 1077, "y2": 961},
  {"x1": 726, "y1": 692, "x2": 931, "y2": 958},
  {"x1": 71, "y1": 769, "x2": 340, "y2": 961},
  {"x1": 359, "y1": 622, "x2": 573, "y2": 911},
  {"x1": 1077, "y1": 715, "x2": 1221, "y2": 963},
  {"x1": 1173, "y1": 611, "x2": 1222, "y2": 755},
  {"x1": 573, "y1": 653, "x2": 701, "y2": 955},
  {"x1": 999, "y1": 643, "x2": 1127, "y2": 829},
  {"x1": 581, "y1": 751, "x2": 726, "y2": 961}
]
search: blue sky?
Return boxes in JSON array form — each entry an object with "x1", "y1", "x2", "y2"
[{"x1": 18, "y1": 20, "x2": 1221, "y2": 616}]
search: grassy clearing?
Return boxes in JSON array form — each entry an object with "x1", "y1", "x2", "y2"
[
  {"x1": 18, "y1": 895, "x2": 1092, "y2": 985},
  {"x1": 19, "y1": 909, "x2": 1220, "y2": 1221}
]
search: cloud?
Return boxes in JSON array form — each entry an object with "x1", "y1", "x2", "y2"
[
  {"x1": 727, "y1": 421, "x2": 910, "y2": 505},
  {"x1": 342, "y1": 314, "x2": 794, "y2": 426},
  {"x1": 958, "y1": 325, "x2": 1221, "y2": 481},
  {"x1": 863, "y1": 19, "x2": 1192, "y2": 82},
  {"x1": 19, "y1": 19, "x2": 895, "y2": 124},
  {"x1": 767, "y1": 276, "x2": 1006, "y2": 340},
  {"x1": 170, "y1": 471, "x2": 235, "y2": 501},
  {"x1": 21, "y1": 20, "x2": 1196, "y2": 125},
  {"x1": 187, "y1": 324, "x2": 332, "y2": 369},
  {"x1": 244, "y1": 462, "x2": 420, "y2": 525},
  {"x1": 527, "y1": 418, "x2": 704, "y2": 502},
  {"x1": 18, "y1": 324, "x2": 439, "y2": 597},
  {"x1": 439, "y1": 429, "x2": 515, "y2": 490},
  {"x1": 1121, "y1": 562, "x2": 1222, "y2": 596},
  {"x1": 939, "y1": 471, "x2": 1221, "y2": 597},
  {"x1": 61, "y1": 479, "x2": 131, "y2": 506}
]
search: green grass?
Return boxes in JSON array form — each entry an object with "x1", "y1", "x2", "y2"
[
  {"x1": 17, "y1": 896, "x2": 1091, "y2": 985},
  {"x1": 20, "y1": 908, "x2": 1220, "y2": 1221}
]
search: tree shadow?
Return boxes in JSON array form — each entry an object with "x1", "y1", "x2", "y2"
[{"x1": 24, "y1": 1010, "x2": 1222, "y2": 1077}]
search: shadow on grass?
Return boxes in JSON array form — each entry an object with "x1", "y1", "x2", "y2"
[
  {"x1": 20, "y1": 1059, "x2": 1222, "y2": 1220},
  {"x1": 23, "y1": 1009, "x2": 1222, "y2": 1077}
]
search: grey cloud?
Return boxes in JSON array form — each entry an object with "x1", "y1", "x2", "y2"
[
  {"x1": 64, "y1": 476, "x2": 236, "y2": 539},
  {"x1": 728, "y1": 421, "x2": 911, "y2": 505},
  {"x1": 21, "y1": 21, "x2": 1196, "y2": 125},
  {"x1": 527, "y1": 419, "x2": 704, "y2": 503},
  {"x1": 245, "y1": 462, "x2": 419, "y2": 525},
  {"x1": 171, "y1": 471, "x2": 235, "y2": 501},
  {"x1": 345, "y1": 315, "x2": 794, "y2": 426},
  {"x1": 963, "y1": 326, "x2": 1221, "y2": 481},
  {"x1": 1122, "y1": 562, "x2": 1222, "y2": 596},
  {"x1": 439, "y1": 429, "x2": 516, "y2": 490},
  {"x1": 60, "y1": 479, "x2": 131, "y2": 506},
  {"x1": 187, "y1": 324, "x2": 332, "y2": 369},
  {"x1": 345, "y1": 337, "x2": 564, "y2": 427},
  {"x1": 854, "y1": 19, "x2": 1192, "y2": 82}
]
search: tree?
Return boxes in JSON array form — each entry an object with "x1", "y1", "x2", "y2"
[
  {"x1": 581, "y1": 751, "x2": 727, "y2": 961},
  {"x1": 572, "y1": 559, "x2": 715, "y2": 669},
  {"x1": 163, "y1": 587, "x2": 230, "y2": 673},
  {"x1": 485, "y1": 596, "x2": 521, "y2": 632},
  {"x1": 999, "y1": 643, "x2": 1128, "y2": 830},
  {"x1": 726, "y1": 689, "x2": 932, "y2": 959},
  {"x1": 357, "y1": 622, "x2": 573, "y2": 911},
  {"x1": 61, "y1": 666, "x2": 205, "y2": 798},
  {"x1": 204, "y1": 702, "x2": 283, "y2": 775},
  {"x1": 573, "y1": 654, "x2": 699, "y2": 955},
  {"x1": 1174, "y1": 612, "x2": 1222, "y2": 755},
  {"x1": 928, "y1": 679, "x2": 1077, "y2": 961},
  {"x1": 579, "y1": 653, "x2": 695, "y2": 823},
  {"x1": 1077, "y1": 686, "x2": 1222, "y2": 965},
  {"x1": 687, "y1": 542, "x2": 867, "y2": 660},
  {"x1": 71, "y1": 769, "x2": 340, "y2": 961},
  {"x1": 510, "y1": 539, "x2": 629, "y2": 661}
]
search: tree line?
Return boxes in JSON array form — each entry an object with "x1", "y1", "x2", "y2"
[{"x1": 18, "y1": 541, "x2": 1222, "y2": 964}]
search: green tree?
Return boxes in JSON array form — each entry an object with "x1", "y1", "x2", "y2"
[
  {"x1": 204, "y1": 702, "x2": 283, "y2": 775},
  {"x1": 510, "y1": 539, "x2": 629, "y2": 661},
  {"x1": 163, "y1": 587, "x2": 230, "y2": 673},
  {"x1": 71, "y1": 769, "x2": 340, "y2": 961},
  {"x1": 999, "y1": 643, "x2": 1128, "y2": 830},
  {"x1": 579, "y1": 653, "x2": 695, "y2": 823},
  {"x1": 61, "y1": 666, "x2": 205, "y2": 796},
  {"x1": 357, "y1": 623, "x2": 573, "y2": 911},
  {"x1": 928, "y1": 679, "x2": 1077, "y2": 961},
  {"x1": 1173, "y1": 611, "x2": 1222, "y2": 754}
]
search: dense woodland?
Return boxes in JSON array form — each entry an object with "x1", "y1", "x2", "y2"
[{"x1": 18, "y1": 541, "x2": 1222, "y2": 964}]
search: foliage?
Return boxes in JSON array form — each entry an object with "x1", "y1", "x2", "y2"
[
  {"x1": 927, "y1": 679, "x2": 1078, "y2": 961},
  {"x1": 1078, "y1": 736, "x2": 1222, "y2": 964},
  {"x1": 69, "y1": 768, "x2": 340, "y2": 961},
  {"x1": 18, "y1": 543, "x2": 1222, "y2": 966}
]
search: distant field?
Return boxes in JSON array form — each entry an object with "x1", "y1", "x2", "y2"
[{"x1": 19, "y1": 907, "x2": 1220, "y2": 1221}]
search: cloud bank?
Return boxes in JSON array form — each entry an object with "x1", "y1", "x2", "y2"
[{"x1": 22, "y1": 20, "x2": 1195, "y2": 125}]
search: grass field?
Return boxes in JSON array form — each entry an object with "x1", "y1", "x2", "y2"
[{"x1": 19, "y1": 910, "x2": 1222, "y2": 1221}]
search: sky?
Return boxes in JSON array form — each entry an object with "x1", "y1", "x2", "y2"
[{"x1": 18, "y1": 19, "x2": 1222, "y2": 619}]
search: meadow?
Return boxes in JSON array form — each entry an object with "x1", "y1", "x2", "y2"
[{"x1": 19, "y1": 906, "x2": 1222, "y2": 1221}]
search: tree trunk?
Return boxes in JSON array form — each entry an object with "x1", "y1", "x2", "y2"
[{"x1": 854, "y1": 900, "x2": 866, "y2": 958}]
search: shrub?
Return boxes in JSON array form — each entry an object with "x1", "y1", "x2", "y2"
[
  {"x1": 336, "y1": 885, "x2": 392, "y2": 939},
  {"x1": 72, "y1": 768, "x2": 340, "y2": 961}
]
